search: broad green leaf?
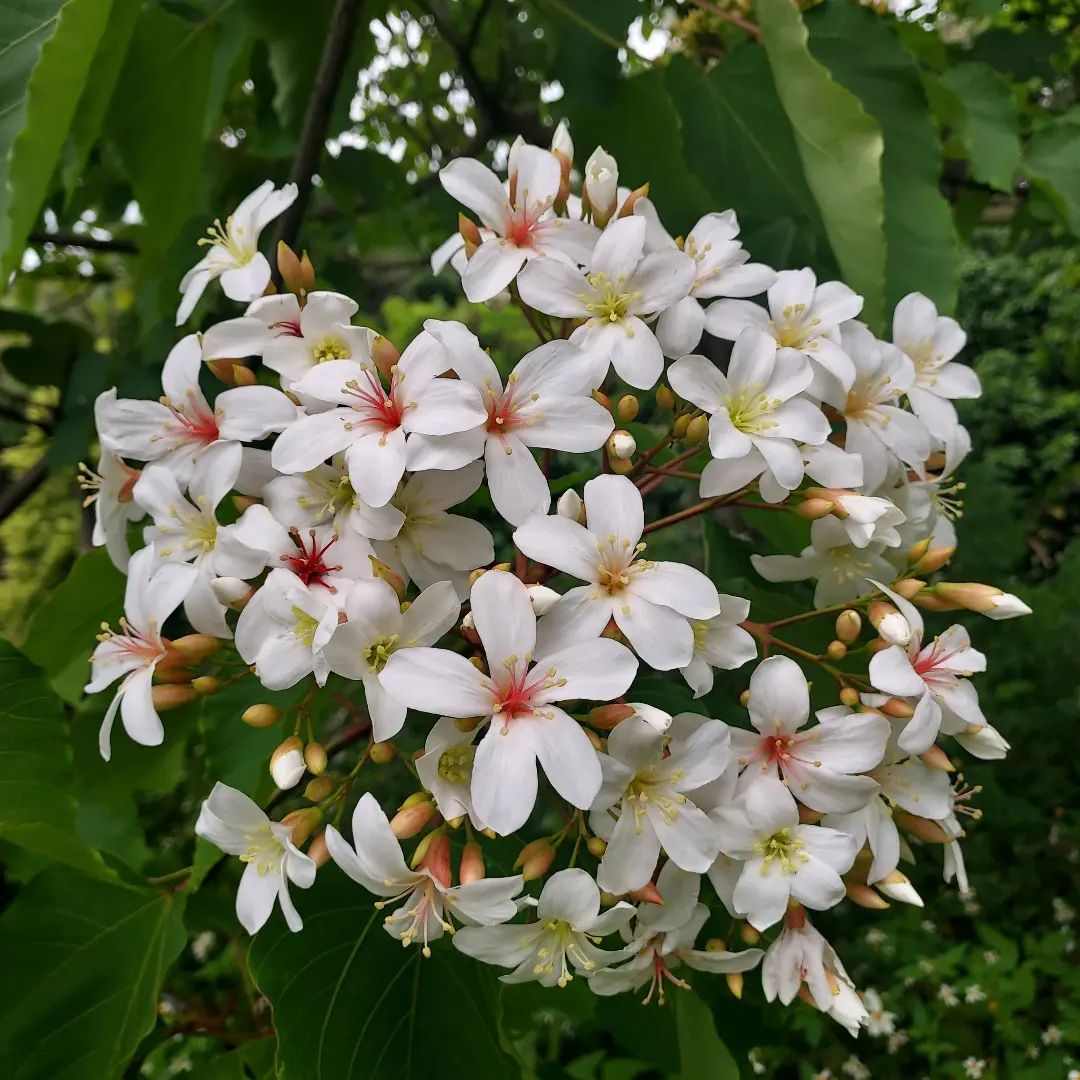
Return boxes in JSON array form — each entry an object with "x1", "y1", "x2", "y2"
[
  {"x1": 0, "y1": 639, "x2": 103, "y2": 874},
  {"x1": 21, "y1": 547, "x2": 125, "y2": 678},
  {"x1": 755, "y1": 0, "x2": 886, "y2": 328},
  {"x1": 806, "y1": 2, "x2": 959, "y2": 315},
  {"x1": 249, "y1": 869, "x2": 517, "y2": 1079},
  {"x1": 1025, "y1": 117, "x2": 1080, "y2": 238},
  {"x1": 940, "y1": 62, "x2": 1020, "y2": 192},
  {"x1": 0, "y1": 0, "x2": 105, "y2": 275},
  {"x1": 191, "y1": 1037, "x2": 277, "y2": 1080},
  {"x1": 0, "y1": 868, "x2": 187, "y2": 1079},
  {"x1": 674, "y1": 992, "x2": 739, "y2": 1080}
]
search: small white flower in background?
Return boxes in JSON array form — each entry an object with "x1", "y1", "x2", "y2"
[
  {"x1": 761, "y1": 912, "x2": 869, "y2": 1036},
  {"x1": 453, "y1": 868, "x2": 633, "y2": 986},
  {"x1": 325, "y1": 793, "x2": 522, "y2": 954},
  {"x1": 379, "y1": 569, "x2": 637, "y2": 834},
  {"x1": 731, "y1": 656, "x2": 889, "y2": 813},
  {"x1": 590, "y1": 713, "x2": 730, "y2": 894},
  {"x1": 938, "y1": 982, "x2": 959, "y2": 1006},
  {"x1": 962, "y1": 1057, "x2": 986, "y2": 1079},
  {"x1": 195, "y1": 782, "x2": 316, "y2": 933},
  {"x1": 667, "y1": 327, "x2": 830, "y2": 502},
  {"x1": 415, "y1": 716, "x2": 485, "y2": 827},
  {"x1": 892, "y1": 291, "x2": 980, "y2": 438},
  {"x1": 86, "y1": 545, "x2": 197, "y2": 760},
  {"x1": 710, "y1": 775, "x2": 858, "y2": 930},
  {"x1": 322, "y1": 577, "x2": 460, "y2": 741},
  {"x1": 705, "y1": 267, "x2": 863, "y2": 391},
  {"x1": 860, "y1": 988, "x2": 897, "y2": 1037},
  {"x1": 679, "y1": 593, "x2": 757, "y2": 699},
  {"x1": 751, "y1": 516, "x2": 895, "y2": 608},
  {"x1": 439, "y1": 144, "x2": 598, "y2": 302},
  {"x1": 177, "y1": 180, "x2": 298, "y2": 324},
  {"x1": 841, "y1": 1057, "x2": 870, "y2": 1080},
  {"x1": 590, "y1": 863, "x2": 763, "y2": 1000},
  {"x1": 635, "y1": 200, "x2": 776, "y2": 357},
  {"x1": 517, "y1": 215, "x2": 695, "y2": 389},
  {"x1": 515, "y1": 474, "x2": 721, "y2": 670}
]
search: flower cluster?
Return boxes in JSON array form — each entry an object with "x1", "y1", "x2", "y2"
[{"x1": 81, "y1": 123, "x2": 1030, "y2": 1032}]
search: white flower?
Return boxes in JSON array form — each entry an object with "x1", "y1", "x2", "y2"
[
  {"x1": 590, "y1": 863, "x2": 763, "y2": 1000},
  {"x1": 96, "y1": 335, "x2": 298, "y2": 487},
  {"x1": 590, "y1": 714, "x2": 731, "y2": 894},
  {"x1": 705, "y1": 268, "x2": 863, "y2": 391},
  {"x1": 322, "y1": 578, "x2": 460, "y2": 740},
  {"x1": 177, "y1": 181, "x2": 298, "y2": 324},
  {"x1": 517, "y1": 215, "x2": 695, "y2": 389},
  {"x1": 751, "y1": 516, "x2": 895, "y2": 608},
  {"x1": 415, "y1": 717, "x2": 485, "y2": 827},
  {"x1": 270, "y1": 329, "x2": 486, "y2": 507},
  {"x1": 439, "y1": 145, "x2": 598, "y2": 302},
  {"x1": 515, "y1": 474, "x2": 721, "y2": 670},
  {"x1": 407, "y1": 322, "x2": 613, "y2": 525},
  {"x1": 380, "y1": 569, "x2": 637, "y2": 834},
  {"x1": 635, "y1": 201, "x2": 776, "y2": 357},
  {"x1": 710, "y1": 775, "x2": 858, "y2": 930},
  {"x1": 324, "y1": 793, "x2": 522, "y2": 954},
  {"x1": 78, "y1": 446, "x2": 143, "y2": 572},
  {"x1": 453, "y1": 868, "x2": 633, "y2": 986},
  {"x1": 892, "y1": 292, "x2": 980, "y2": 439},
  {"x1": 761, "y1": 913, "x2": 869, "y2": 1036},
  {"x1": 732, "y1": 656, "x2": 888, "y2": 813},
  {"x1": 85, "y1": 545, "x2": 197, "y2": 760},
  {"x1": 680, "y1": 594, "x2": 757, "y2": 699},
  {"x1": 866, "y1": 581, "x2": 987, "y2": 754},
  {"x1": 234, "y1": 568, "x2": 341, "y2": 690},
  {"x1": 583, "y1": 146, "x2": 619, "y2": 222},
  {"x1": 962, "y1": 1057, "x2": 985, "y2": 1078},
  {"x1": 195, "y1": 782, "x2": 316, "y2": 933},
  {"x1": 861, "y1": 988, "x2": 897, "y2": 1036},
  {"x1": 824, "y1": 492, "x2": 907, "y2": 549},
  {"x1": 668, "y1": 328, "x2": 829, "y2": 502}
]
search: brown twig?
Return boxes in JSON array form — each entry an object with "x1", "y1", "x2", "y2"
[
  {"x1": 0, "y1": 457, "x2": 48, "y2": 523},
  {"x1": 28, "y1": 230, "x2": 138, "y2": 254}
]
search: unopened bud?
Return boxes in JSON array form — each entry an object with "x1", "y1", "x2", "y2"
[
  {"x1": 933, "y1": 582, "x2": 1032, "y2": 620},
  {"x1": 369, "y1": 741, "x2": 396, "y2": 764},
  {"x1": 655, "y1": 384, "x2": 676, "y2": 411},
  {"x1": 281, "y1": 807, "x2": 323, "y2": 846},
  {"x1": 839, "y1": 687, "x2": 860, "y2": 707},
  {"x1": 739, "y1": 923, "x2": 760, "y2": 946},
  {"x1": 585, "y1": 727, "x2": 603, "y2": 751},
  {"x1": 739, "y1": 689, "x2": 751, "y2": 707},
  {"x1": 725, "y1": 971, "x2": 744, "y2": 999},
  {"x1": 242, "y1": 703, "x2": 282, "y2": 728},
  {"x1": 551, "y1": 119, "x2": 574, "y2": 163},
  {"x1": 206, "y1": 359, "x2": 255, "y2": 387},
  {"x1": 167, "y1": 634, "x2": 222, "y2": 664},
  {"x1": 191, "y1": 675, "x2": 222, "y2": 696},
  {"x1": 304, "y1": 775, "x2": 335, "y2": 802},
  {"x1": 907, "y1": 537, "x2": 931, "y2": 564},
  {"x1": 876, "y1": 869, "x2": 924, "y2": 907},
  {"x1": 617, "y1": 182, "x2": 650, "y2": 218},
  {"x1": 797, "y1": 804, "x2": 823, "y2": 825},
  {"x1": 277, "y1": 241, "x2": 308, "y2": 295},
  {"x1": 587, "y1": 703, "x2": 635, "y2": 730},
  {"x1": 304, "y1": 742, "x2": 327, "y2": 775},
  {"x1": 526, "y1": 584, "x2": 560, "y2": 616},
  {"x1": 151, "y1": 684, "x2": 198, "y2": 711},
  {"x1": 914, "y1": 546, "x2": 955, "y2": 574},
  {"x1": 231, "y1": 495, "x2": 258, "y2": 515},
  {"x1": 629, "y1": 881, "x2": 664, "y2": 905},
  {"x1": 868, "y1": 602, "x2": 912, "y2": 646},
  {"x1": 672, "y1": 413, "x2": 690, "y2": 440},
  {"x1": 455, "y1": 715, "x2": 482, "y2": 733},
  {"x1": 515, "y1": 839, "x2": 555, "y2": 882},
  {"x1": 460, "y1": 841, "x2": 486, "y2": 884},
  {"x1": 891, "y1": 578, "x2": 926, "y2": 599},
  {"x1": 371, "y1": 335, "x2": 399, "y2": 380},
  {"x1": 586, "y1": 836, "x2": 607, "y2": 858},
  {"x1": 557, "y1": 489, "x2": 584, "y2": 522},
  {"x1": 390, "y1": 800, "x2": 436, "y2": 839},
  {"x1": 414, "y1": 832, "x2": 451, "y2": 889},
  {"x1": 307, "y1": 832, "x2": 331, "y2": 868},
  {"x1": 607, "y1": 430, "x2": 636, "y2": 461},
  {"x1": 458, "y1": 213, "x2": 482, "y2": 251},
  {"x1": 796, "y1": 497, "x2": 836, "y2": 520},
  {"x1": 835, "y1": 610, "x2": 861, "y2": 644},
  {"x1": 583, "y1": 146, "x2": 618, "y2": 226},
  {"x1": 684, "y1": 414, "x2": 709, "y2": 445},
  {"x1": 912, "y1": 590, "x2": 958, "y2": 612},
  {"x1": 608, "y1": 455, "x2": 633, "y2": 475},
  {"x1": 468, "y1": 654, "x2": 486, "y2": 672},
  {"x1": 615, "y1": 394, "x2": 639, "y2": 422},
  {"x1": 152, "y1": 661, "x2": 194, "y2": 684},
  {"x1": 893, "y1": 810, "x2": 951, "y2": 843},
  {"x1": 826, "y1": 640, "x2": 847, "y2": 661},
  {"x1": 271, "y1": 737, "x2": 306, "y2": 789},
  {"x1": 880, "y1": 697, "x2": 915, "y2": 719},
  {"x1": 846, "y1": 881, "x2": 890, "y2": 909},
  {"x1": 919, "y1": 744, "x2": 955, "y2": 772},
  {"x1": 368, "y1": 556, "x2": 406, "y2": 598},
  {"x1": 591, "y1": 388, "x2": 611, "y2": 410},
  {"x1": 210, "y1": 576, "x2": 255, "y2": 610},
  {"x1": 627, "y1": 702, "x2": 672, "y2": 733}
]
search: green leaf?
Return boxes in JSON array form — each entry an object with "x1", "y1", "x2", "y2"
[
  {"x1": 940, "y1": 62, "x2": 1020, "y2": 192},
  {"x1": 0, "y1": 0, "x2": 113, "y2": 277},
  {"x1": 1025, "y1": 117, "x2": 1080, "y2": 238},
  {"x1": 0, "y1": 868, "x2": 187, "y2": 1079},
  {"x1": 190, "y1": 1037, "x2": 277, "y2": 1080},
  {"x1": 248, "y1": 868, "x2": 518, "y2": 1079},
  {"x1": 806, "y1": 2, "x2": 959, "y2": 315},
  {"x1": 674, "y1": 992, "x2": 739, "y2": 1080},
  {"x1": 0, "y1": 639, "x2": 104, "y2": 874},
  {"x1": 755, "y1": 0, "x2": 886, "y2": 328},
  {"x1": 21, "y1": 548, "x2": 125, "y2": 679}
]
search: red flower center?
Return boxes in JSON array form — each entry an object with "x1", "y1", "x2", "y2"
[
  {"x1": 282, "y1": 529, "x2": 342, "y2": 587},
  {"x1": 344, "y1": 369, "x2": 405, "y2": 431}
]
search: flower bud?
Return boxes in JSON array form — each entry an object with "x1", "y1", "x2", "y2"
[
  {"x1": 846, "y1": 882, "x2": 890, "y2": 909},
  {"x1": 797, "y1": 804, "x2": 823, "y2": 825},
  {"x1": 893, "y1": 810, "x2": 950, "y2": 843},
  {"x1": 307, "y1": 832, "x2": 331, "y2": 868},
  {"x1": 839, "y1": 687, "x2": 860, "y2": 707},
  {"x1": 455, "y1": 715, "x2": 482, "y2": 733},
  {"x1": 826, "y1": 640, "x2": 847, "y2": 661},
  {"x1": 191, "y1": 675, "x2": 222, "y2": 696},
  {"x1": 371, "y1": 334, "x2": 399, "y2": 380},
  {"x1": 152, "y1": 661, "x2": 194, "y2": 684},
  {"x1": 585, "y1": 727, "x2": 603, "y2": 751},
  {"x1": 210, "y1": 576, "x2": 255, "y2": 610},
  {"x1": 551, "y1": 119, "x2": 574, "y2": 162},
  {"x1": 390, "y1": 799, "x2": 435, "y2": 840},
  {"x1": 655, "y1": 384, "x2": 676, "y2": 411},
  {"x1": 684, "y1": 414, "x2": 710, "y2": 445},
  {"x1": 414, "y1": 832, "x2": 451, "y2": 890},
  {"x1": 591, "y1": 387, "x2": 611, "y2": 410},
  {"x1": 587, "y1": 703, "x2": 635, "y2": 730},
  {"x1": 868, "y1": 602, "x2": 911, "y2": 646},
  {"x1": 167, "y1": 634, "x2": 222, "y2": 664},
  {"x1": 906, "y1": 537, "x2": 931, "y2": 565},
  {"x1": 911, "y1": 590, "x2": 956, "y2": 612},
  {"x1": 277, "y1": 241, "x2": 309, "y2": 295},
  {"x1": 368, "y1": 556, "x2": 406, "y2": 599},
  {"x1": 835, "y1": 610, "x2": 861, "y2": 644},
  {"x1": 629, "y1": 881, "x2": 664, "y2": 905},
  {"x1": 586, "y1": 836, "x2": 607, "y2": 858},
  {"x1": 304, "y1": 775, "x2": 336, "y2": 802},
  {"x1": 933, "y1": 582, "x2": 1032, "y2": 620},
  {"x1": 270, "y1": 736, "x2": 306, "y2": 789},
  {"x1": 468, "y1": 654, "x2": 487, "y2": 673},
  {"x1": 232, "y1": 495, "x2": 259, "y2": 515},
  {"x1": 739, "y1": 689, "x2": 750, "y2": 707},
  {"x1": 891, "y1": 578, "x2": 926, "y2": 599},
  {"x1": 914, "y1": 546, "x2": 955, "y2": 574},
  {"x1": 150, "y1": 684, "x2": 198, "y2": 711},
  {"x1": 739, "y1": 923, "x2": 760, "y2": 946},
  {"x1": 795, "y1": 497, "x2": 836, "y2": 520},
  {"x1": 919, "y1": 744, "x2": 955, "y2": 771},
  {"x1": 583, "y1": 147, "x2": 618, "y2": 226},
  {"x1": 617, "y1": 182, "x2": 649, "y2": 219},
  {"x1": 627, "y1": 702, "x2": 672, "y2": 734},
  {"x1": 672, "y1": 414, "x2": 690, "y2": 439},
  {"x1": 368, "y1": 740, "x2": 396, "y2": 764},
  {"x1": 514, "y1": 838, "x2": 555, "y2": 882},
  {"x1": 281, "y1": 807, "x2": 323, "y2": 846},
  {"x1": 876, "y1": 869, "x2": 924, "y2": 907},
  {"x1": 607, "y1": 429, "x2": 636, "y2": 461},
  {"x1": 304, "y1": 742, "x2": 328, "y2": 776},
  {"x1": 399, "y1": 791, "x2": 432, "y2": 811},
  {"x1": 608, "y1": 455, "x2": 634, "y2": 475},
  {"x1": 525, "y1": 584, "x2": 560, "y2": 617},
  {"x1": 725, "y1": 972, "x2": 744, "y2": 999},
  {"x1": 557, "y1": 489, "x2": 584, "y2": 522},
  {"x1": 457, "y1": 212, "x2": 482, "y2": 252},
  {"x1": 460, "y1": 841, "x2": 486, "y2": 884},
  {"x1": 206, "y1": 359, "x2": 255, "y2": 387},
  {"x1": 615, "y1": 394, "x2": 639, "y2": 422},
  {"x1": 242, "y1": 703, "x2": 282, "y2": 728}
]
